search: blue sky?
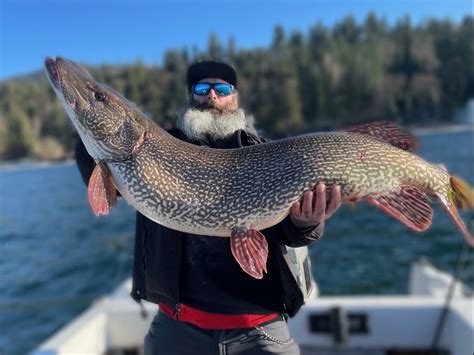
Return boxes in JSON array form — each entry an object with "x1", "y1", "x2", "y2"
[{"x1": 0, "y1": 0, "x2": 471, "y2": 80}]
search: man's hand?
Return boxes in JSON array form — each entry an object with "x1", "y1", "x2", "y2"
[{"x1": 290, "y1": 183, "x2": 342, "y2": 228}]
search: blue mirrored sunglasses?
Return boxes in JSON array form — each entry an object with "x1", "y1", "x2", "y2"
[{"x1": 193, "y1": 82, "x2": 235, "y2": 96}]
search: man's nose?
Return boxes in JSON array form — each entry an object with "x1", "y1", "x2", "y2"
[{"x1": 207, "y1": 88, "x2": 218, "y2": 99}]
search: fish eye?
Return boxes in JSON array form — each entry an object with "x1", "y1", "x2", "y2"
[{"x1": 94, "y1": 92, "x2": 106, "y2": 101}]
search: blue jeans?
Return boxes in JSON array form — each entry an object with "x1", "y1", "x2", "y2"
[{"x1": 144, "y1": 311, "x2": 300, "y2": 355}]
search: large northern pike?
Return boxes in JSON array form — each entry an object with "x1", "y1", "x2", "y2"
[{"x1": 45, "y1": 57, "x2": 474, "y2": 279}]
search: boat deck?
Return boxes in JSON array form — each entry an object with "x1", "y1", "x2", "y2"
[{"x1": 33, "y1": 261, "x2": 472, "y2": 355}]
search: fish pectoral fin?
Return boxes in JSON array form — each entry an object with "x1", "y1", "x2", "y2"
[
  {"x1": 87, "y1": 163, "x2": 117, "y2": 216},
  {"x1": 230, "y1": 227, "x2": 268, "y2": 279},
  {"x1": 345, "y1": 121, "x2": 418, "y2": 151},
  {"x1": 366, "y1": 186, "x2": 432, "y2": 232}
]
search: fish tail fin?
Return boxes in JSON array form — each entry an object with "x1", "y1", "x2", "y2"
[
  {"x1": 450, "y1": 175, "x2": 474, "y2": 209},
  {"x1": 436, "y1": 176, "x2": 474, "y2": 247}
]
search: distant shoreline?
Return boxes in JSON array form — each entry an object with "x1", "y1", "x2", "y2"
[
  {"x1": 409, "y1": 123, "x2": 473, "y2": 136},
  {"x1": 0, "y1": 158, "x2": 75, "y2": 172},
  {"x1": 0, "y1": 123, "x2": 472, "y2": 169}
]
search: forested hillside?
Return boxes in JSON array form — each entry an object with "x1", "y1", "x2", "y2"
[{"x1": 1, "y1": 15, "x2": 472, "y2": 160}]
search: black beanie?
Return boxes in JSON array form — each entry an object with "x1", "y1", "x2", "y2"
[{"x1": 187, "y1": 60, "x2": 238, "y2": 91}]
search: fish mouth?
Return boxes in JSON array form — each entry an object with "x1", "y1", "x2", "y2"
[
  {"x1": 44, "y1": 57, "x2": 81, "y2": 110},
  {"x1": 45, "y1": 57, "x2": 62, "y2": 91}
]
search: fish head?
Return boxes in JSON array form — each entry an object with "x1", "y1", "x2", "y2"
[{"x1": 44, "y1": 57, "x2": 147, "y2": 161}]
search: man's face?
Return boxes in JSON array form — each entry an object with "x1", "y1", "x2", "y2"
[{"x1": 192, "y1": 78, "x2": 237, "y2": 112}]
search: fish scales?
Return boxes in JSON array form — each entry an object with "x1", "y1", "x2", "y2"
[
  {"x1": 108, "y1": 126, "x2": 439, "y2": 236},
  {"x1": 44, "y1": 56, "x2": 474, "y2": 267}
]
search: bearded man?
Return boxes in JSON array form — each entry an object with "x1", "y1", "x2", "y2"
[{"x1": 75, "y1": 60, "x2": 341, "y2": 355}]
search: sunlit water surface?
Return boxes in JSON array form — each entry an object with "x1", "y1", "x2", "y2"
[{"x1": 0, "y1": 131, "x2": 472, "y2": 354}]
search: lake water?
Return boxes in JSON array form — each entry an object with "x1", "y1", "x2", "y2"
[{"x1": 0, "y1": 130, "x2": 473, "y2": 354}]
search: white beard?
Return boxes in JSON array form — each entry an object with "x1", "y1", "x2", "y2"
[{"x1": 177, "y1": 108, "x2": 247, "y2": 142}]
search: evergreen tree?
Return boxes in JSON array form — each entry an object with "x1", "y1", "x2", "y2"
[
  {"x1": 208, "y1": 32, "x2": 224, "y2": 59},
  {"x1": 390, "y1": 16, "x2": 423, "y2": 122},
  {"x1": 4, "y1": 101, "x2": 35, "y2": 159},
  {"x1": 0, "y1": 15, "x2": 472, "y2": 160}
]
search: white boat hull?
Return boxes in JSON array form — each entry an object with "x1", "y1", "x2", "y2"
[{"x1": 32, "y1": 260, "x2": 474, "y2": 355}]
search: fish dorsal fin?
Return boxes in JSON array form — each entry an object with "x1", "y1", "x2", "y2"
[
  {"x1": 88, "y1": 162, "x2": 117, "y2": 216},
  {"x1": 345, "y1": 121, "x2": 418, "y2": 151},
  {"x1": 366, "y1": 186, "x2": 432, "y2": 232}
]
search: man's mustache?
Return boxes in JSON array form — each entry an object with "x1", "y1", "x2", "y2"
[
  {"x1": 191, "y1": 99, "x2": 226, "y2": 113},
  {"x1": 194, "y1": 99, "x2": 218, "y2": 109}
]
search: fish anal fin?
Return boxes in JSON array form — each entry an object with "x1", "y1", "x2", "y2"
[
  {"x1": 345, "y1": 121, "x2": 418, "y2": 151},
  {"x1": 88, "y1": 163, "x2": 117, "y2": 216},
  {"x1": 366, "y1": 186, "x2": 432, "y2": 232},
  {"x1": 230, "y1": 227, "x2": 268, "y2": 279}
]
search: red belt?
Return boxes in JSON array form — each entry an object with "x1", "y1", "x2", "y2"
[{"x1": 159, "y1": 303, "x2": 279, "y2": 329}]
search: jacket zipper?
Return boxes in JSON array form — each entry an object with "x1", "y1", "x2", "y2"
[{"x1": 173, "y1": 303, "x2": 181, "y2": 320}]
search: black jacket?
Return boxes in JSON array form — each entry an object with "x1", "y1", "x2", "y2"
[{"x1": 75, "y1": 128, "x2": 323, "y2": 318}]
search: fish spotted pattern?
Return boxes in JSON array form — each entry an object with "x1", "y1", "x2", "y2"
[{"x1": 44, "y1": 57, "x2": 474, "y2": 279}]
